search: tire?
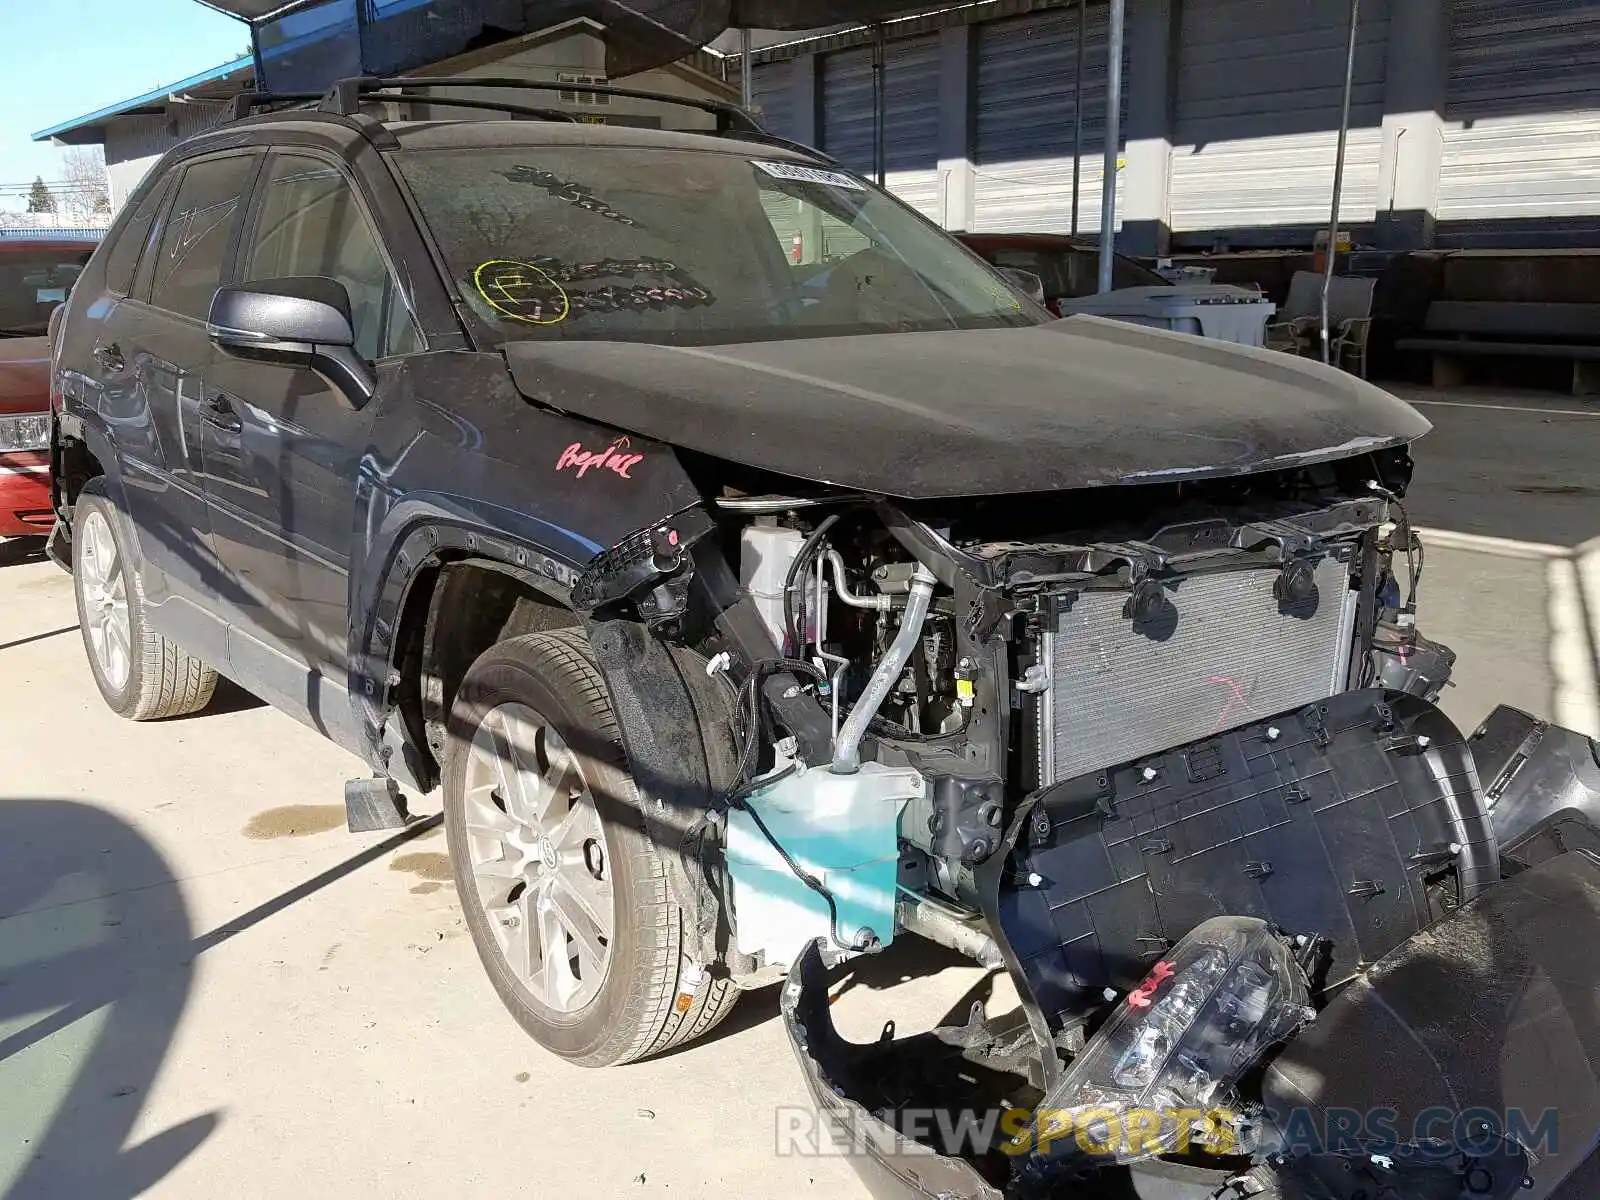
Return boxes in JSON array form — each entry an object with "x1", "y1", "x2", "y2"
[
  {"x1": 443, "y1": 629, "x2": 738, "y2": 1067},
  {"x1": 72, "y1": 478, "x2": 218, "y2": 720}
]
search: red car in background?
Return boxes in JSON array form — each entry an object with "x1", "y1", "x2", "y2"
[{"x1": 0, "y1": 235, "x2": 97, "y2": 538}]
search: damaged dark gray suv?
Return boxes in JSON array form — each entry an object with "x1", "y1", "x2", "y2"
[{"x1": 49, "y1": 76, "x2": 1600, "y2": 1200}]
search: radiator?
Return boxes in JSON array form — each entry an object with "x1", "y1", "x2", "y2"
[{"x1": 1039, "y1": 555, "x2": 1359, "y2": 784}]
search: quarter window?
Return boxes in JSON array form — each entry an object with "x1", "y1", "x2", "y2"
[{"x1": 104, "y1": 171, "x2": 175, "y2": 298}]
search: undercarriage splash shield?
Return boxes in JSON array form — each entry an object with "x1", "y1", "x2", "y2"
[
  {"x1": 781, "y1": 941, "x2": 1006, "y2": 1200},
  {"x1": 780, "y1": 942, "x2": 1235, "y2": 1200},
  {"x1": 990, "y1": 690, "x2": 1498, "y2": 1030}
]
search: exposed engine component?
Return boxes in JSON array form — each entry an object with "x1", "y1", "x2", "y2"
[
  {"x1": 1033, "y1": 553, "x2": 1359, "y2": 785},
  {"x1": 832, "y1": 562, "x2": 937, "y2": 773},
  {"x1": 739, "y1": 521, "x2": 806, "y2": 651},
  {"x1": 895, "y1": 887, "x2": 1005, "y2": 969},
  {"x1": 1369, "y1": 618, "x2": 1457, "y2": 702}
]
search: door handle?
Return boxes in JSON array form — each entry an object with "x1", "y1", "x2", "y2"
[
  {"x1": 202, "y1": 392, "x2": 242, "y2": 433},
  {"x1": 92, "y1": 341, "x2": 124, "y2": 372}
]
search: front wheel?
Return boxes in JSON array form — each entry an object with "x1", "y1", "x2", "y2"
[{"x1": 442, "y1": 629, "x2": 738, "y2": 1066}]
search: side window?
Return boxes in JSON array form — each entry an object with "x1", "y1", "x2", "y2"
[
  {"x1": 243, "y1": 154, "x2": 421, "y2": 361},
  {"x1": 149, "y1": 155, "x2": 259, "y2": 320},
  {"x1": 104, "y1": 170, "x2": 175, "y2": 297}
]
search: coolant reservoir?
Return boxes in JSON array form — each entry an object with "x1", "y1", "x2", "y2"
[
  {"x1": 739, "y1": 523, "x2": 804, "y2": 653},
  {"x1": 725, "y1": 762, "x2": 925, "y2": 969}
]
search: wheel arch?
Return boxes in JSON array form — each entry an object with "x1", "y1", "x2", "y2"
[{"x1": 359, "y1": 518, "x2": 585, "y2": 792}]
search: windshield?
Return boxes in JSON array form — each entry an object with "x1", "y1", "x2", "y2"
[
  {"x1": 0, "y1": 246, "x2": 92, "y2": 336},
  {"x1": 397, "y1": 146, "x2": 1048, "y2": 346}
]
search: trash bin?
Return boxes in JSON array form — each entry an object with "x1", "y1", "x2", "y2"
[{"x1": 1057, "y1": 284, "x2": 1278, "y2": 347}]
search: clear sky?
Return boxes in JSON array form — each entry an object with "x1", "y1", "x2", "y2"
[{"x1": 0, "y1": 0, "x2": 246, "y2": 200}]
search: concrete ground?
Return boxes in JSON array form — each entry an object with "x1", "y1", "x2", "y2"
[{"x1": 2, "y1": 384, "x2": 1599, "y2": 1199}]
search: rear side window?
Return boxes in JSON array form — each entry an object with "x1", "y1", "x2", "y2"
[
  {"x1": 103, "y1": 171, "x2": 174, "y2": 297},
  {"x1": 149, "y1": 155, "x2": 258, "y2": 320},
  {"x1": 243, "y1": 154, "x2": 421, "y2": 360}
]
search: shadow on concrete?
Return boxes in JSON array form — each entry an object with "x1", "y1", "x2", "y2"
[
  {"x1": 0, "y1": 538, "x2": 46, "y2": 570},
  {"x1": 0, "y1": 800, "x2": 440, "y2": 1199},
  {"x1": 0, "y1": 625, "x2": 78, "y2": 654}
]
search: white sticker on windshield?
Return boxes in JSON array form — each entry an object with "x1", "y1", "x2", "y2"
[{"x1": 752, "y1": 160, "x2": 866, "y2": 191}]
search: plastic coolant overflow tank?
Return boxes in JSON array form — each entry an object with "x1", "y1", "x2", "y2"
[
  {"x1": 739, "y1": 523, "x2": 805, "y2": 653},
  {"x1": 724, "y1": 762, "x2": 925, "y2": 968}
]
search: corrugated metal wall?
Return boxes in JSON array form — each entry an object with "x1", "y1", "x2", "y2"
[
  {"x1": 750, "y1": 61, "x2": 796, "y2": 141},
  {"x1": 972, "y1": 6, "x2": 1125, "y2": 234},
  {"x1": 1436, "y1": 0, "x2": 1600, "y2": 243},
  {"x1": 1169, "y1": 0, "x2": 1390, "y2": 241},
  {"x1": 819, "y1": 35, "x2": 941, "y2": 219}
]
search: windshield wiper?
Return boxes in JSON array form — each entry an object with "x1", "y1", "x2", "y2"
[{"x1": 0, "y1": 327, "x2": 43, "y2": 338}]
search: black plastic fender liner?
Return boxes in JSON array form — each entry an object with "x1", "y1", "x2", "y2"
[
  {"x1": 1263, "y1": 850, "x2": 1600, "y2": 1200},
  {"x1": 583, "y1": 617, "x2": 739, "y2": 966},
  {"x1": 1469, "y1": 705, "x2": 1600, "y2": 852}
]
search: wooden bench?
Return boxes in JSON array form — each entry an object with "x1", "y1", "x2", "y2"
[{"x1": 1396, "y1": 301, "x2": 1600, "y2": 394}]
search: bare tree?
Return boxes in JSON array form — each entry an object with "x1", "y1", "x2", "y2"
[{"x1": 60, "y1": 148, "x2": 112, "y2": 225}]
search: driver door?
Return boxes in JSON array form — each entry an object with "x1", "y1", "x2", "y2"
[{"x1": 199, "y1": 150, "x2": 421, "y2": 745}]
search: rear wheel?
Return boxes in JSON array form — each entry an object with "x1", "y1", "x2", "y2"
[
  {"x1": 443, "y1": 629, "x2": 738, "y2": 1066},
  {"x1": 72, "y1": 479, "x2": 218, "y2": 720}
]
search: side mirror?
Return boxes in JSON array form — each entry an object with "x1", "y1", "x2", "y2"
[
  {"x1": 996, "y1": 266, "x2": 1047, "y2": 307},
  {"x1": 208, "y1": 277, "x2": 375, "y2": 406}
]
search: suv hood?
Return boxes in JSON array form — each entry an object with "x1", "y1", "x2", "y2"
[{"x1": 502, "y1": 315, "x2": 1428, "y2": 499}]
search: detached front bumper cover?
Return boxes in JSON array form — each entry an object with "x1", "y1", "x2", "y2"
[{"x1": 783, "y1": 696, "x2": 1600, "y2": 1200}]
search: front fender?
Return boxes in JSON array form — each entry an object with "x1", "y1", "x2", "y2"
[{"x1": 347, "y1": 348, "x2": 702, "y2": 773}]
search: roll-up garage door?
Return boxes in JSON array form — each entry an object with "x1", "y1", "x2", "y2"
[
  {"x1": 750, "y1": 61, "x2": 795, "y2": 143},
  {"x1": 1437, "y1": 0, "x2": 1600, "y2": 245},
  {"x1": 1169, "y1": 0, "x2": 1389, "y2": 244},
  {"x1": 972, "y1": 6, "x2": 1125, "y2": 234},
  {"x1": 819, "y1": 35, "x2": 941, "y2": 220}
]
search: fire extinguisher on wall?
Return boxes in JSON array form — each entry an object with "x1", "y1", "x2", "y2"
[{"x1": 790, "y1": 232, "x2": 803, "y2": 264}]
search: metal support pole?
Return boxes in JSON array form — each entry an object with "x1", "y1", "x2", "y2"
[
  {"x1": 1097, "y1": 0, "x2": 1125, "y2": 294},
  {"x1": 873, "y1": 23, "x2": 887, "y2": 187},
  {"x1": 740, "y1": 28, "x2": 753, "y2": 109},
  {"x1": 1321, "y1": 0, "x2": 1360, "y2": 365},
  {"x1": 1070, "y1": 0, "x2": 1086, "y2": 236}
]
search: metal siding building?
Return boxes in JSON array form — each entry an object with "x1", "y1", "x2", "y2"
[
  {"x1": 1436, "y1": 0, "x2": 1600, "y2": 244},
  {"x1": 971, "y1": 6, "x2": 1124, "y2": 234},
  {"x1": 1167, "y1": 0, "x2": 1391, "y2": 241},
  {"x1": 745, "y1": 0, "x2": 1600, "y2": 250}
]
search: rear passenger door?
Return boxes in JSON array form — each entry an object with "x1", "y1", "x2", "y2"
[
  {"x1": 77, "y1": 151, "x2": 261, "y2": 664},
  {"x1": 200, "y1": 150, "x2": 421, "y2": 744}
]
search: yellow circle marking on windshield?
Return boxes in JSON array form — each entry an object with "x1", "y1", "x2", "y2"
[{"x1": 473, "y1": 259, "x2": 570, "y2": 326}]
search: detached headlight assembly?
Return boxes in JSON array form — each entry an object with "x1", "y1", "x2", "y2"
[
  {"x1": 1024, "y1": 916, "x2": 1315, "y2": 1168},
  {"x1": 0, "y1": 414, "x2": 50, "y2": 452}
]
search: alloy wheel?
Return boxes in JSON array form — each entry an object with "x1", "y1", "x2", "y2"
[
  {"x1": 79, "y1": 509, "x2": 132, "y2": 691},
  {"x1": 461, "y1": 702, "x2": 616, "y2": 1013}
]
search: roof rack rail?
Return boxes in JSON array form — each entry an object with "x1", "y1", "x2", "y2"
[
  {"x1": 316, "y1": 74, "x2": 767, "y2": 134},
  {"x1": 227, "y1": 90, "x2": 323, "y2": 121}
]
